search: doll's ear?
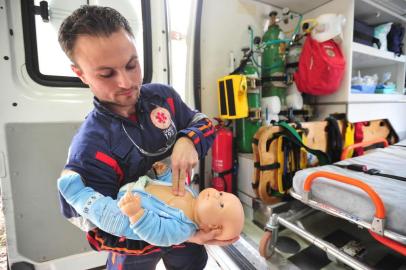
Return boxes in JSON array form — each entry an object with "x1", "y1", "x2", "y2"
[{"x1": 208, "y1": 224, "x2": 222, "y2": 230}]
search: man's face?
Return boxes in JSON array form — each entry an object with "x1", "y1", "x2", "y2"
[{"x1": 71, "y1": 29, "x2": 142, "y2": 115}]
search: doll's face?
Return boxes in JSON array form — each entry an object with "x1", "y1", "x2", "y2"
[
  {"x1": 152, "y1": 161, "x2": 167, "y2": 176},
  {"x1": 194, "y1": 188, "x2": 244, "y2": 240}
]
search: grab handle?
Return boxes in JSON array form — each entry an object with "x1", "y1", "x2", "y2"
[
  {"x1": 341, "y1": 138, "x2": 388, "y2": 160},
  {"x1": 303, "y1": 171, "x2": 385, "y2": 219}
]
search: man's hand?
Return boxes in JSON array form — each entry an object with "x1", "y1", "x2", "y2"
[
  {"x1": 171, "y1": 137, "x2": 198, "y2": 196},
  {"x1": 188, "y1": 229, "x2": 240, "y2": 246}
]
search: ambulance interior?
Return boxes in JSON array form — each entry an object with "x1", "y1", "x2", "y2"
[{"x1": 1, "y1": 0, "x2": 406, "y2": 269}]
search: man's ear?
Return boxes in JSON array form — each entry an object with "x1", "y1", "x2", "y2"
[{"x1": 71, "y1": 64, "x2": 88, "y2": 84}]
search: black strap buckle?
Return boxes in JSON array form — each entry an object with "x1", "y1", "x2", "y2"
[
  {"x1": 367, "y1": 168, "x2": 381, "y2": 175},
  {"x1": 346, "y1": 164, "x2": 368, "y2": 172}
]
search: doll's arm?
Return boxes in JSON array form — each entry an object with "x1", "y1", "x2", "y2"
[
  {"x1": 58, "y1": 173, "x2": 195, "y2": 245},
  {"x1": 57, "y1": 173, "x2": 136, "y2": 237}
]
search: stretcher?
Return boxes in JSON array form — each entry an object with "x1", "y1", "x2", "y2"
[
  {"x1": 259, "y1": 139, "x2": 406, "y2": 269},
  {"x1": 252, "y1": 119, "x2": 397, "y2": 202}
]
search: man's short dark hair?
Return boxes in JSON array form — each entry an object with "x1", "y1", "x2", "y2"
[{"x1": 58, "y1": 5, "x2": 133, "y2": 61}]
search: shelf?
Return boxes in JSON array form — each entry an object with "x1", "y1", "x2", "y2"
[
  {"x1": 355, "y1": 0, "x2": 406, "y2": 25},
  {"x1": 349, "y1": 93, "x2": 406, "y2": 103},
  {"x1": 252, "y1": 0, "x2": 331, "y2": 14},
  {"x1": 352, "y1": 42, "x2": 406, "y2": 69}
]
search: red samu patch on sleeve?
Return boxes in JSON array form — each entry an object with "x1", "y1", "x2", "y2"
[{"x1": 150, "y1": 107, "x2": 172, "y2": 129}]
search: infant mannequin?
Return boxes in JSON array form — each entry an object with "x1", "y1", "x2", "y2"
[
  {"x1": 141, "y1": 162, "x2": 244, "y2": 240},
  {"x1": 120, "y1": 182, "x2": 244, "y2": 241},
  {"x1": 58, "y1": 162, "x2": 244, "y2": 246}
]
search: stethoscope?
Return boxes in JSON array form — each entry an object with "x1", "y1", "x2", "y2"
[{"x1": 121, "y1": 120, "x2": 177, "y2": 157}]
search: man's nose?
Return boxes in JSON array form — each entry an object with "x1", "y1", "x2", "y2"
[{"x1": 117, "y1": 71, "x2": 132, "y2": 89}]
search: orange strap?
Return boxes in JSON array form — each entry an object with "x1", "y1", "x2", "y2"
[
  {"x1": 341, "y1": 138, "x2": 388, "y2": 161},
  {"x1": 369, "y1": 231, "x2": 406, "y2": 256},
  {"x1": 303, "y1": 171, "x2": 385, "y2": 219}
]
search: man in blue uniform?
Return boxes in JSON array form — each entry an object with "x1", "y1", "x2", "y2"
[{"x1": 57, "y1": 5, "x2": 234, "y2": 270}]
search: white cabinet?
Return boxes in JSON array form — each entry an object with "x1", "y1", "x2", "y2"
[
  {"x1": 350, "y1": 42, "x2": 406, "y2": 102},
  {"x1": 259, "y1": 0, "x2": 406, "y2": 104},
  {"x1": 327, "y1": 0, "x2": 406, "y2": 103},
  {"x1": 349, "y1": 0, "x2": 406, "y2": 102}
]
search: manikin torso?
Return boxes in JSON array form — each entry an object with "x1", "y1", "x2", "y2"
[{"x1": 145, "y1": 185, "x2": 196, "y2": 222}]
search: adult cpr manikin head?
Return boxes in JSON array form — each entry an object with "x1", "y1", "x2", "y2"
[{"x1": 194, "y1": 188, "x2": 244, "y2": 241}]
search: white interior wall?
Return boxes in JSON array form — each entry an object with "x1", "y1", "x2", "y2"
[
  {"x1": 200, "y1": 0, "x2": 284, "y2": 118},
  {"x1": 199, "y1": 0, "x2": 289, "y2": 184},
  {"x1": 348, "y1": 103, "x2": 406, "y2": 139}
]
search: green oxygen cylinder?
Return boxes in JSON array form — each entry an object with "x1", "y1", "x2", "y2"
[
  {"x1": 236, "y1": 48, "x2": 262, "y2": 153},
  {"x1": 261, "y1": 11, "x2": 287, "y2": 105}
]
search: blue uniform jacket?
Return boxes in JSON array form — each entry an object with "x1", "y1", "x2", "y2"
[
  {"x1": 59, "y1": 83, "x2": 214, "y2": 253},
  {"x1": 58, "y1": 174, "x2": 198, "y2": 246}
]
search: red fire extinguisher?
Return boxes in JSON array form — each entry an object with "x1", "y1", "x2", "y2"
[{"x1": 211, "y1": 119, "x2": 233, "y2": 193}]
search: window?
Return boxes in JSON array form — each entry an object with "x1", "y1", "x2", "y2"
[
  {"x1": 167, "y1": 0, "x2": 193, "y2": 100},
  {"x1": 22, "y1": 0, "x2": 152, "y2": 87}
]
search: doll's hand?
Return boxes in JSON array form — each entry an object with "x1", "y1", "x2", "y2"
[{"x1": 118, "y1": 191, "x2": 143, "y2": 223}]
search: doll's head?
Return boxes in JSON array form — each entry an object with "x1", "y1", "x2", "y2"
[
  {"x1": 152, "y1": 161, "x2": 168, "y2": 176},
  {"x1": 194, "y1": 188, "x2": 244, "y2": 241}
]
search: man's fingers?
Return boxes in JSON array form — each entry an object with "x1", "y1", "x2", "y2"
[
  {"x1": 172, "y1": 168, "x2": 189, "y2": 196},
  {"x1": 188, "y1": 229, "x2": 237, "y2": 245},
  {"x1": 177, "y1": 170, "x2": 187, "y2": 196},
  {"x1": 172, "y1": 168, "x2": 180, "y2": 195},
  {"x1": 202, "y1": 229, "x2": 221, "y2": 242},
  {"x1": 205, "y1": 236, "x2": 240, "y2": 246}
]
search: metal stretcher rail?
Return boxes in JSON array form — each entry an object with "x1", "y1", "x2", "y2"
[
  {"x1": 259, "y1": 208, "x2": 373, "y2": 270},
  {"x1": 296, "y1": 171, "x2": 406, "y2": 244},
  {"x1": 259, "y1": 169, "x2": 406, "y2": 270},
  {"x1": 289, "y1": 191, "x2": 406, "y2": 245},
  {"x1": 277, "y1": 215, "x2": 372, "y2": 270},
  {"x1": 291, "y1": 170, "x2": 406, "y2": 254}
]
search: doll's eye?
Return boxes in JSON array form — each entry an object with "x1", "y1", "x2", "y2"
[
  {"x1": 220, "y1": 203, "x2": 224, "y2": 208},
  {"x1": 219, "y1": 192, "x2": 223, "y2": 196}
]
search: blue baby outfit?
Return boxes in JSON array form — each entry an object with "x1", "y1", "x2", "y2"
[{"x1": 58, "y1": 173, "x2": 198, "y2": 246}]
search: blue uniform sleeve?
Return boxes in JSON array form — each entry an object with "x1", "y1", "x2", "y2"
[
  {"x1": 60, "y1": 125, "x2": 123, "y2": 220},
  {"x1": 164, "y1": 86, "x2": 215, "y2": 158},
  {"x1": 58, "y1": 173, "x2": 196, "y2": 245},
  {"x1": 129, "y1": 209, "x2": 196, "y2": 246}
]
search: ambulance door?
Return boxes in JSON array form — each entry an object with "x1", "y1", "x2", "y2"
[{"x1": 0, "y1": 0, "x2": 169, "y2": 269}]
